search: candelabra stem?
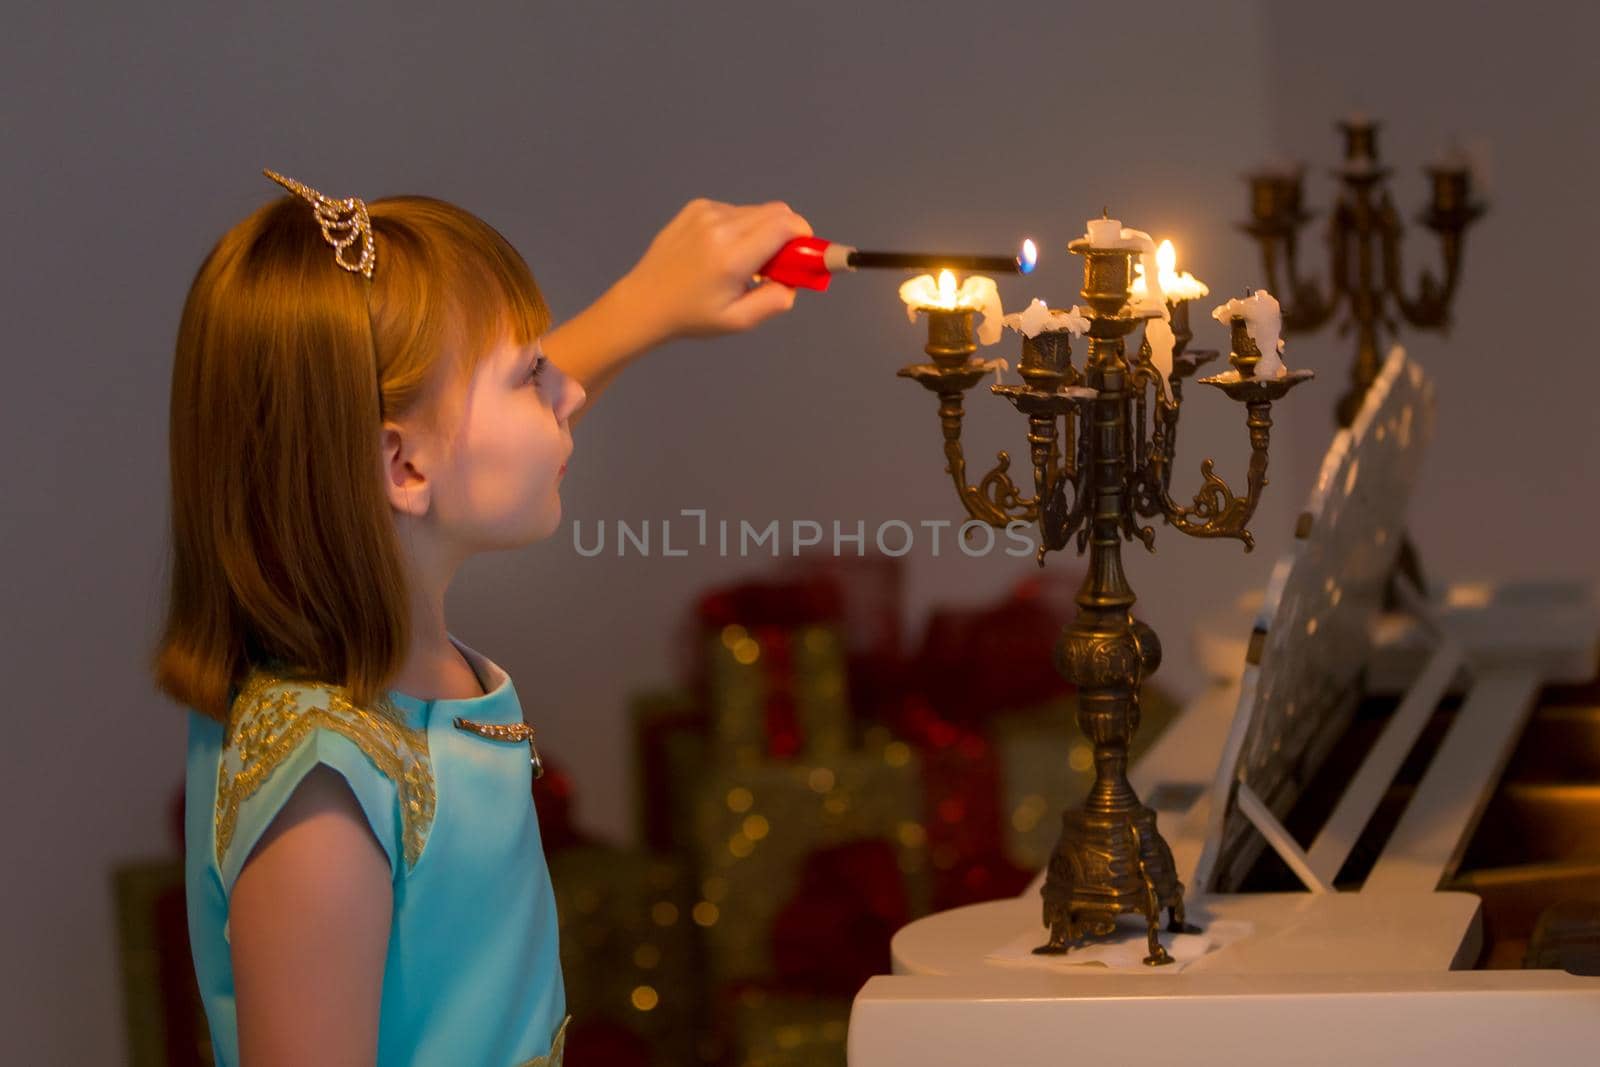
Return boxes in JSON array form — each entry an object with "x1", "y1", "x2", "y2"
[
  {"x1": 1344, "y1": 182, "x2": 1388, "y2": 427},
  {"x1": 1342, "y1": 328, "x2": 1384, "y2": 428},
  {"x1": 1037, "y1": 332, "x2": 1186, "y2": 966}
]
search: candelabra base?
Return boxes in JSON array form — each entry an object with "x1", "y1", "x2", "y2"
[{"x1": 1034, "y1": 804, "x2": 1194, "y2": 965}]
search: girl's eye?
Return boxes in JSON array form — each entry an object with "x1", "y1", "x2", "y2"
[{"x1": 527, "y1": 357, "x2": 548, "y2": 384}]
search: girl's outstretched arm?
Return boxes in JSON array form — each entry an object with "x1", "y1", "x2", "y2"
[
  {"x1": 543, "y1": 198, "x2": 811, "y2": 420},
  {"x1": 230, "y1": 765, "x2": 393, "y2": 1066}
]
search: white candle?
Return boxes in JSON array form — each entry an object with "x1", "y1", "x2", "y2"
[
  {"x1": 1211, "y1": 289, "x2": 1288, "y2": 379},
  {"x1": 1086, "y1": 217, "x2": 1122, "y2": 246},
  {"x1": 1116, "y1": 227, "x2": 1167, "y2": 315},
  {"x1": 1146, "y1": 316, "x2": 1176, "y2": 399},
  {"x1": 899, "y1": 270, "x2": 1005, "y2": 346},
  {"x1": 1002, "y1": 298, "x2": 1090, "y2": 338}
]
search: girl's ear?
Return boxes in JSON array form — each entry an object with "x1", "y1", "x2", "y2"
[{"x1": 380, "y1": 422, "x2": 433, "y2": 517}]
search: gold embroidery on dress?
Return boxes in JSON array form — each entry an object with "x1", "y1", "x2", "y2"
[
  {"x1": 512, "y1": 1014, "x2": 570, "y2": 1067},
  {"x1": 215, "y1": 671, "x2": 436, "y2": 871}
]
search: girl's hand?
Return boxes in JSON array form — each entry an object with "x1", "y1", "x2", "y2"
[{"x1": 619, "y1": 198, "x2": 813, "y2": 342}]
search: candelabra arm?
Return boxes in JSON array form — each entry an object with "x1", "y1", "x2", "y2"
[
  {"x1": 1142, "y1": 401, "x2": 1276, "y2": 551},
  {"x1": 1245, "y1": 217, "x2": 1340, "y2": 333},
  {"x1": 1123, "y1": 341, "x2": 1173, "y2": 545},
  {"x1": 898, "y1": 309, "x2": 1041, "y2": 530},
  {"x1": 1037, "y1": 415, "x2": 1091, "y2": 564},
  {"x1": 1378, "y1": 194, "x2": 1468, "y2": 330},
  {"x1": 1285, "y1": 217, "x2": 1345, "y2": 332},
  {"x1": 1147, "y1": 315, "x2": 1316, "y2": 545},
  {"x1": 930, "y1": 387, "x2": 1040, "y2": 528}
]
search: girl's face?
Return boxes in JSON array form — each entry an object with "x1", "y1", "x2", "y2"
[{"x1": 425, "y1": 332, "x2": 586, "y2": 553}]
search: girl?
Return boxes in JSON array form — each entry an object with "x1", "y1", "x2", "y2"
[{"x1": 155, "y1": 170, "x2": 810, "y2": 1066}]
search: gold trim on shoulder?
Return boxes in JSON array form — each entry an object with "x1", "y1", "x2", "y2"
[
  {"x1": 453, "y1": 716, "x2": 546, "y2": 779},
  {"x1": 216, "y1": 671, "x2": 436, "y2": 871},
  {"x1": 512, "y1": 1014, "x2": 570, "y2": 1067}
]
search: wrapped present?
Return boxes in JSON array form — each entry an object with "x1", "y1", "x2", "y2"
[
  {"x1": 728, "y1": 985, "x2": 851, "y2": 1067},
  {"x1": 703, "y1": 622, "x2": 850, "y2": 763},
  {"x1": 911, "y1": 571, "x2": 1082, "y2": 729},
  {"x1": 530, "y1": 753, "x2": 588, "y2": 855},
  {"x1": 630, "y1": 689, "x2": 707, "y2": 853},
  {"x1": 547, "y1": 844, "x2": 700, "y2": 1066},
  {"x1": 113, "y1": 858, "x2": 213, "y2": 1067},
  {"x1": 782, "y1": 553, "x2": 908, "y2": 726},
  {"x1": 770, "y1": 839, "x2": 909, "y2": 996},
  {"x1": 890, "y1": 703, "x2": 1032, "y2": 910},
  {"x1": 887, "y1": 569, "x2": 1094, "y2": 908},
  {"x1": 696, "y1": 577, "x2": 852, "y2": 762},
  {"x1": 782, "y1": 554, "x2": 904, "y2": 664},
  {"x1": 696, "y1": 575, "x2": 842, "y2": 632},
  {"x1": 993, "y1": 703, "x2": 1080, "y2": 873},
  {"x1": 689, "y1": 742, "x2": 928, "y2": 989}
]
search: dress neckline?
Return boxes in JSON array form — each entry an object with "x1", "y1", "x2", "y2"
[{"x1": 386, "y1": 634, "x2": 521, "y2": 726}]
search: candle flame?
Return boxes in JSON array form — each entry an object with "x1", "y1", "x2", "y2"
[
  {"x1": 938, "y1": 270, "x2": 956, "y2": 303},
  {"x1": 1157, "y1": 239, "x2": 1176, "y2": 276},
  {"x1": 1132, "y1": 238, "x2": 1210, "y2": 303}
]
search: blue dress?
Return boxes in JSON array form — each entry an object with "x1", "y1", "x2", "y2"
[{"x1": 183, "y1": 636, "x2": 569, "y2": 1066}]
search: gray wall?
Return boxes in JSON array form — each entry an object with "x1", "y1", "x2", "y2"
[
  {"x1": 3, "y1": 2, "x2": 1590, "y2": 1061},
  {"x1": 1259, "y1": 3, "x2": 1600, "y2": 583}
]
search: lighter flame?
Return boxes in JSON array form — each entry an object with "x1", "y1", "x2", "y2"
[
  {"x1": 1019, "y1": 238, "x2": 1038, "y2": 274},
  {"x1": 1132, "y1": 238, "x2": 1210, "y2": 303}
]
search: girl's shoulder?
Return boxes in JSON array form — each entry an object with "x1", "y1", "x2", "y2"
[{"x1": 214, "y1": 670, "x2": 436, "y2": 890}]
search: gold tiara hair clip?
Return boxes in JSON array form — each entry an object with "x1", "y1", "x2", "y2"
[{"x1": 263, "y1": 168, "x2": 376, "y2": 279}]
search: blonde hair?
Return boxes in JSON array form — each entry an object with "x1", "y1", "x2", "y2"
[{"x1": 154, "y1": 191, "x2": 551, "y2": 720}]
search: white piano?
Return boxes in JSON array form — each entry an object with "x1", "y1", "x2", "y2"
[{"x1": 849, "y1": 350, "x2": 1600, "y2": 1065}]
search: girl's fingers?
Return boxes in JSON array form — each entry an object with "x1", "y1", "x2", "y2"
[
  {"x1": 727, "y1": 203, "x2": 814, "y2": 272},
  {"x1": 718, "y1": 278, "x2": 798, "y2": 332}
]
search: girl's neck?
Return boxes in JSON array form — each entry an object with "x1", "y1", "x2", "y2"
[
  {"x1": 391, "y1": 635, "x2": 484, "y2": 700},
  {"x1": 394, "y1": 523, "x2": 481, "y2": 699}
]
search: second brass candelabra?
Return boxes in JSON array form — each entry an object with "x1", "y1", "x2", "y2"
[
  {"x1": 899, "y1": 238, "x2": 1312, "y2": 964},
  {"x1": 1243, "y1": 116, "x2": 1484, "y2": 427}
]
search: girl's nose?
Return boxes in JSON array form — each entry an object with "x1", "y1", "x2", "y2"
[{"x1": 560, "y1": 376, "x2": 587, "y2": 423}]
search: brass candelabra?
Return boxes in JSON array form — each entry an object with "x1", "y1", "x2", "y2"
[
  {"x1": 1242, "y1": 115, "x2": 1484, "y2": 427},
  {"x1": 898, "y1": 238, "x2": 1312, "y2": 964}
]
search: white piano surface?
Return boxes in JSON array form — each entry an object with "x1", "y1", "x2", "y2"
[{"x1": 849, "y1": 584, "x2": 1600, "y2": 1066}]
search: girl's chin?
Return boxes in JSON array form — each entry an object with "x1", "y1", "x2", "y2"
[
  {"x1": 525, "y1": 501, "x2": 562, "y2": 543},
  {"x1": 474, "y1": 513, "x2": 561, "y2": 554}
]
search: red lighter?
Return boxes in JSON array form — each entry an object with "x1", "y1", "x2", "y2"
[{"x1": 757, "y1": 236, "x2": 852, "y2": 292}]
